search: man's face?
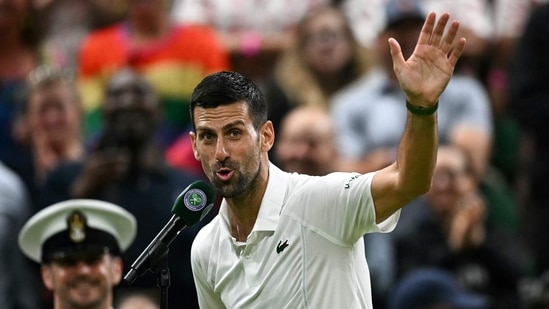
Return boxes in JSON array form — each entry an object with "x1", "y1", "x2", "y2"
[
  {"x1": 301, "y1": 9, "x2": 353, "y2": 76},
  {"x1": 41, "y1": 253, "x2": 122, "y2": 308},
  {"x1": 28, "y1": 83, "x2": 81, "y2": 147},
  {"x1": 275, "y1": 108, "x2": 335, "y2": 176},
  {"x1": 427, "y1": 148, "x2": 473, "y2": 217},
  {"x1": 102, "y1": 71, "x2": 159, "y2": 148},
  {"x1": 190, "y1": 101, "x2": 273, "y2": 198}
]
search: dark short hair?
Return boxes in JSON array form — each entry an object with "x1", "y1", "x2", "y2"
[{"x1": 189, "y1": 71, "x2": 268, "y2": 131}]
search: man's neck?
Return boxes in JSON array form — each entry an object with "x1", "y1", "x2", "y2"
[{"x1": 226, "y1": 162, "x2": 270, "y2": 241}]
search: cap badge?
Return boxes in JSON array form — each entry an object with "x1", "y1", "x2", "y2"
[{"x1": 67, "y1": 211, "x2": 87, "y2": 243}]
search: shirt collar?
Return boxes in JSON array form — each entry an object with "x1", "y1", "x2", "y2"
[{"x1": 253, "y1": 163, "x2": 289, "y2": 231}]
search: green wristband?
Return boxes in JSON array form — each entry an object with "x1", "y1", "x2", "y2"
[{"x1": 406, "y1": 101, "x2": 438, "y2": 116}]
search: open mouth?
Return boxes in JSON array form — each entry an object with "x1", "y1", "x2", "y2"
[{"x1": 215, "y1": 168, "x2": 233, "y2": 181}]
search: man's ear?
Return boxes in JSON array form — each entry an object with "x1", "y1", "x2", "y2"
[
  {"x1": 260, "y1": 121, "x2": 275, "y2": 152},
  {"x1": 189, "y1": 131, "x2": 200, "y2": 160},
  {"x1": 111, "y1": 256, "x2": 123, "y2": 285},
  {"x1": 41, "y1": 265, "x2": 54, "y2": 291}
]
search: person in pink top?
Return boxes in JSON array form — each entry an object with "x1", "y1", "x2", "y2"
[{"x1": 77, "y1": 0, "x2": 230, "y2": 149}]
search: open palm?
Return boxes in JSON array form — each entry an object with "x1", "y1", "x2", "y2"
[{"x1": 389, "y1": 12, "x2": 466, "y2": 107}]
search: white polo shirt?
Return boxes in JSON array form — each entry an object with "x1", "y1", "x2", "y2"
[{"x1": 191, "y1": 163, "x2": 400, "y2": 308}]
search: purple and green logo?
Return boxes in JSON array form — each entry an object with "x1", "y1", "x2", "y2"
[{"x1": 184, "y1": 189, "x2": 207, "y2": 211}]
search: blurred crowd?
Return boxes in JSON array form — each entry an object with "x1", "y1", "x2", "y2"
[{"x1": 1, "y1": 0, "x2": 549, "y2": 308}]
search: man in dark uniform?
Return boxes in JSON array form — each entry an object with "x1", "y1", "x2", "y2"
[{"x1": 18, "y1": 199, "x2": 137, "y2": 309}]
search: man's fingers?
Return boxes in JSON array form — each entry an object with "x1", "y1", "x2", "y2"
[
  {"x1": 448, "y1": 38, "x2": 466, "y2": 67},
  {"x1": 440, "y1": 19, "x2": 460, "y2": 54},
  {"x1": 430, "y1": 13, "x2": 450, "y2": 47},
  {"x1": 417, "y1": 11, "x2": 437, "y2": 46},
  {"x1": 388, "y1": 37, "x2": 405, "y2": 70}
]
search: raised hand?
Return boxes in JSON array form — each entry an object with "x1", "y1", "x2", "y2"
[{"x1": 389, "y1": 12, "x2": 466, "y2": 107}]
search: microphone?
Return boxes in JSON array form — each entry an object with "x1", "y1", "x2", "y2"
[{"x1": 123, "y1": 180, "x2": 216, "y2": 284}]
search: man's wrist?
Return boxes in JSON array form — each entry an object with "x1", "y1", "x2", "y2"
[{"x1": 406, "y1": 100, "x2": 438, "y2": 116}]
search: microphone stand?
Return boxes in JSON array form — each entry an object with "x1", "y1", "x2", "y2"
[
  {"x1": 124, "y1": 242, "x2": 171, "y2": 309},
  {"x1": 154, "y1": 255, "x2": 170, "y2": 309}
]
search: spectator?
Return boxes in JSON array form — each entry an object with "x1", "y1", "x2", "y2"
[
  {"x1": 38, "y1": 69, "x2": 209, "y2": 309},
  {"x1": 12, "y1": 65, "x2": 84, "y2": 206},
  {"x1": 389, "y1": 267, "x2": 490, "y2": 309},
  {"x1": 0, "y1": 0, "x2": 43, "y2": 180},
  {"x1": 0, "y1": 161, "x2": 39, "y2": 309},
  {"x1": 394, "y1": 145, "x2": 531, "y2": 308},
  {"x1": 77, "y1": 0, "x2": 229, "y2": 149},
  {"x1": 263, "y1": 4, "x2": 373, "y2": 135},
  {"x1": 275, "y1": 105, "x2": 336, "y2": 176},
  {"x1": 18, "y1": 199, "x2": 137, "y2": 309},
  {"x1": 171, "y1": 0, "x2": 385, "y2": 83}
]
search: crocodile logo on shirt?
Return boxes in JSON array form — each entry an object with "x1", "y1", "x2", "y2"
[{"x1": 277, "y1": 240, "x2": 289, "y2": 254}]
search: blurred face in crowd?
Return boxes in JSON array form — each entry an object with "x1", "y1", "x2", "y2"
[
  {"x1": 27, "y1": 81, "x2": 81, "y2": 149},
  {"x1": 275, "y1": 106, "x2": 336, "y2": 176},
  {"x1": 426, "y1": 146, "x2": 475, "y2": 218},
  {"x1": 102, "y1": 69, "x2": 160, "y2": 149},
  {"x1": 299, "y1": 7, "x2": 354, "y2": 76},
  {"x1": 41, "y1": 253, "x2": 122, "y2": 309}
]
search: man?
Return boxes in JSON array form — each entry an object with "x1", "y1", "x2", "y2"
[
  {"x1": 11, "y1": 65, "x2": 84, "y2": 207},
  {"x1": 188, "y1": 11, "x2": 465, "y2": 308},
  {"x1": 18, "y1": 199, "x2": 137, "y2": 309},
  {"x1": 395, "y1": 145, "x2": 530, "y2": 307},
  {"x1": 38, "y1": 69, "x2": 205, "y2": 308},
  {"x1": 274, "y1": 105, "x2": 337, "y2": 176}
]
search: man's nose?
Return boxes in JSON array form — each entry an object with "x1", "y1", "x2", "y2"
[
  {"x1": 214, "y1": 138, "x2": 230, "y2": 161},
  {"x1": 291, "y1": 142, "x2": 310, "y2": 160},
  {"x1": 74, "y1": 261, "x2": 93, "y2": 274}
]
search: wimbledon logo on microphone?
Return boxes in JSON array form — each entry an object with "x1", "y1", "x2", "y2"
[{"x1": 184, "y1": 189, "x2": 208, "y2": 211}]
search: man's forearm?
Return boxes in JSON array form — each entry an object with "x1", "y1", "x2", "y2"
[
  {"x1": 371, "y1": 108, "x2": 438, "y2": 223},
  {"x1": 395, "y1": 109, "x2": 438, "y2": 198}
]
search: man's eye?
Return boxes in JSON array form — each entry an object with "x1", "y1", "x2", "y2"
[
  {"x1": 201, "y1": 132, "x2": 214, "y2": 140},
  {"x1": 229, "y1": 130, "x2": 241, "y2": 137}
]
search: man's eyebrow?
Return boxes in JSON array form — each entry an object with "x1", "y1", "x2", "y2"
[
  {"x1": 222, "y1": 120, "x2": 246, "y2": 131},
  {"x1": 196, "y1": 120, "x2": 246, "y2": 132}
]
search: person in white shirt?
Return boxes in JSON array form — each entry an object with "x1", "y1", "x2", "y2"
[{"x1": 188, "y1": 12, "x2": 465, "y2": 308}]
